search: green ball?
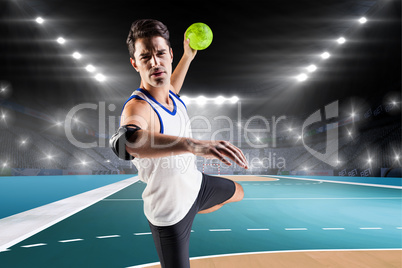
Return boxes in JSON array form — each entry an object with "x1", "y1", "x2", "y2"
[{"x1": 185, "y1": 22, "x2": 213, "y2": 50}]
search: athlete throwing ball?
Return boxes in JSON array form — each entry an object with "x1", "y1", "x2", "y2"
[{"x1": 110, "y1": 19, "x2": 248, "y2": 268}]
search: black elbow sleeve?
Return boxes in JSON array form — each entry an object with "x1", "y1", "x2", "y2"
[{"x1": 110, "y1": 124, "x2": 141, "y2": 160}]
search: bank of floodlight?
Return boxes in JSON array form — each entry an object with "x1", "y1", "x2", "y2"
[
  {"x1": 230, "y1": 96, "x2": 239, "y2": 104},
  {"x1": 86, "y1": 64, "x2": 96, "y2": 73},
  {"x1": 306, "y1": 65, "x2": 317, "y2": 73},
  {"x1": 337, "y1": 37, "x2": 346, "y2": 44},
  {"x1": 36, "y1": 17, "x2": 44, "y2": 24},
  {"x1": 321, "y1": 52, "x2": 331, "y2": 59},
  {"x1": 95, "y1": 73, "x2": 106, "y2": 82},
  {"x1": 72, "y1": 52, "x2": 82, "y2": 59},
  {"x1": 215, "y1": 96, "x2": 225, "y2": 105},
  {"x1": 296, "y1": 73, "x2": 308, "y2": 82},
  {"x1": 57, "y1": 37, "x2": 65, "y2": 44}
]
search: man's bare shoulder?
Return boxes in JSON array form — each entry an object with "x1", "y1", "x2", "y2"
[
  {"x1": 121, "y1": 98, "x2": 152, "y2": 129},
  {"x1": 124, "y1": 97, "x2": 149, "y2": 110}
]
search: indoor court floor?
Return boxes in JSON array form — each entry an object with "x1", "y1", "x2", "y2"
[{"x1": 0, "y1": 175, "x2": 401, "y2": 267}]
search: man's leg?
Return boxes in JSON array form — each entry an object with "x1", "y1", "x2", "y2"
[
  {"x1": 198, "y1": 181, "x2": 244, "y2": 214},
  {"x1": 148, "y1": 204, "x2": 197, "y2": 268}
]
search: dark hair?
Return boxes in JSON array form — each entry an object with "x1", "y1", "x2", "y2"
[{"x1": 126, "y1": 19, "x2": 170, "y2": 59}]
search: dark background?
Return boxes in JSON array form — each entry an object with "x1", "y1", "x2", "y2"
[{"x1": 0, "y1": 0, "x2": 400, "y2": 118}]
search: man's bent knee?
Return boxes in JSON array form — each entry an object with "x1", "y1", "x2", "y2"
[
  {"x1": 234, "y1": 182, "x2": 244, "y2": 201},
  {"x1": 224, "y1": 182, "x2": 244, "y2": 204}
]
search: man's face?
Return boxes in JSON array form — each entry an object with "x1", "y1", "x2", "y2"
[{"x1": 132, "y1": 36, "x2": 173, "y2": 89}]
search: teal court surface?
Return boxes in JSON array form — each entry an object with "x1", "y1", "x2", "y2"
[{"x1": 0, "y1": 175, "x2": 401, "y2": 267}]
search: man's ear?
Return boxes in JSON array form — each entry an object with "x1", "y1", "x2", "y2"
[
  {"x1": 130, "y1": 58, "x2": 139, "y2": 72},
  {"x1": 170, "y1": 48, "x2": 173, "y2": 63}
]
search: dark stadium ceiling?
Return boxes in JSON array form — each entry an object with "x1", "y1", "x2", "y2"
[{"x1": 1, "y1": 0, "x2": 400, "y2": 116}]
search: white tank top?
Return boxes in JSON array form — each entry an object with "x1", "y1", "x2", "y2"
[{"x1": 122, "y1": 88, "x2": 202, "y2": 226}]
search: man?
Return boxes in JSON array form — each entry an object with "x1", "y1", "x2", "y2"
[{"x1": 111, "y1": 19, "x2": 248, "y2": 268}]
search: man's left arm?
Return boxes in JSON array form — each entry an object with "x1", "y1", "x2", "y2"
[{"x1": 171, "y1": 33, "x2": 197, "y2": 95}]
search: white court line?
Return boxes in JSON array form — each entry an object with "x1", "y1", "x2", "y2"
[
  {"x1": 134, "y1": 232, "x2": 152, "y2": 236},
  {"x1": 247, "y1": 229, "x2": 270, "y2": 231},
  {"x1": 360, "y1": 227, "x2": 383, "y2": 230},
  {"x1": 243, "y1": 197, "x2": 401, "y2": 200},
  {"x1": 96, "y1": 235, "x2": 121, "y2": 239},
  {"x1": 58, "y1": 238, "x2": 84, "y2": 243},
  {"x1": 270, "y1": 175, "x2": 402, "y2": 189},
  {"x1": 209, "y1": 229, "x2": 232, "y2": 232},
  {"x1": 322, "y1": 228, "x2": 345, "y2": 230},
  {"x1": 285, "y1": 228, "x2": 308, "y2": 231},
  {"x1": 0, "y1": 175, "x2": 139, "y2": 252},
  {"x1": 21, "y1": 243, "x2": 47, "y2": 248},
  {"x1": 397, "y1": 227, "x2": 402, "y2": 229}
]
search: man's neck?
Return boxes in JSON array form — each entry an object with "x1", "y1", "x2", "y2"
[{"x1": 140, "y1": 83, "x2": 171, "y2": 104}]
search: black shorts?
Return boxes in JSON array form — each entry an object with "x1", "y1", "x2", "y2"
[{"x1": 147, "y1": 173, "x2": 236, "y2": 268}]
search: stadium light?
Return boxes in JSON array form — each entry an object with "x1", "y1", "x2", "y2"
[
  {"x1": 367, "y1": 158, "x2": 372, "y2": 164},
  {"x1": 35, "y1": 17, "x2": 44, "y2": 24},
  {"x1": 395, "y1": 155, "x2": 400, "y2": 161},
  {"x1": 46, "y1": 154, "x2": 53, "y2": 160},
  {"x1": 351, "y1": 112, "x2": 356, "y2": 118},
  {"x1": 215, "y1": 96, "x2": 225, "y2": 105},
  {"x1": 57, "y1": 37, "x2": 65, "y2": 44},
  {"x1": 81, "y1": 160, "x2": 87, "y2": 166},
  {"x1": 297, "y1": 135, "x2": 302, "y2": 140},
  {"x1": 337, "y1": 37, "x2": 346, "y2": 44},
  {"x1": 197, "y1": 96, "x2": 207, "y2": 106},
  {"x1": 180, "y1": 96, "x2": 190, "y2": 104},
  {"x1": 20, "y1": 139, "x2": 27, "y2": 145},
  {"x1": 348, "y1": 131, "x2": 352, "y2": 136},
  {"x1": 230, "y1": 96, "x2": 239, "y2": 104},
  {"x1": 306, "y1": 65, "x2": 317, "y2": 73},
  {"x1": 72, "y1": 52, "x2": 82, "y2": 59},
  {"x1": 95, "y1": 73, "x2": 106, "y2": 82},
  {"x1": 2, "y1": 162, "x2": 7, "y2": 168},
  {"x1": 177, "y1": 95, "x2": 239, "y2": 105},
  {"x1": 359, "y1": 17, "x2": 367, "y2": 24},
  {"x1": 296, "y1": 73, "x2": 308, "y2": 82},
  {"x1": 86, "y1": 64, "x2": 96, "y2": 73},
  {"x1": 321, "y1": 52, "x2": 330, "y2": 59}
]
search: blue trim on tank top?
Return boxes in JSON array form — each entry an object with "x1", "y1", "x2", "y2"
[
  {"x1": 120, "y1": 95, "x2": 164, "y2": 134},
  {"x1": 169, "y1": 90, "x2": 187, "y2": 110},
  {"x1": 138, "y1": 88, "x2": 177, "y2": 115}
]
